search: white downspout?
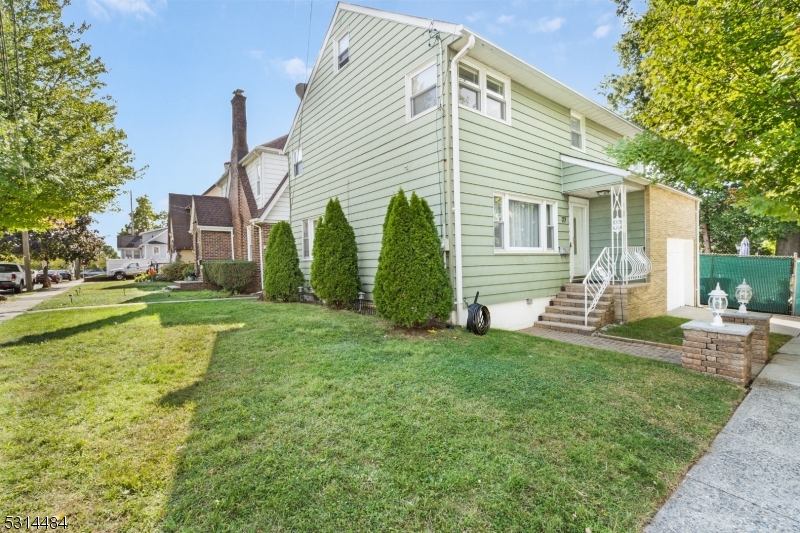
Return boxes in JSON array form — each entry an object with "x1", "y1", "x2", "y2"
[
  {"x1": 258, "y1": 225, "x2": 264, "y2": 293},
  {"x1": 450, "y1": 33, "x2": 475, "y2": 327},
  {"x1": 696, "y1": 198, "x2": 701, "y2": 307}
]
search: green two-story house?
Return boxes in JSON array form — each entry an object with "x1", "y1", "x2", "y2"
[{"x1": 285, "y1": 3, "x2": 700, "y2": 331}]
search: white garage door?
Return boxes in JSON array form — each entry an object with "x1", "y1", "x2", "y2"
[{"x1": 667, "y1": 238, "x2": 695, "y2": 311}]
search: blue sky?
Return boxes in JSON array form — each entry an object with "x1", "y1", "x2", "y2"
[{"x1": 62, "y1": 0, "x2": 628, "y2": 247}]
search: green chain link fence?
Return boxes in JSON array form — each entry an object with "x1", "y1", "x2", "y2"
[{"x1": 700, "y1": 254, "x2": 794, "y2": 314}]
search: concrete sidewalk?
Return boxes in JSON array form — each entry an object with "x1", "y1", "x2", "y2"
[
  {"x1": 0, "y1": 281, "x2": 77, "y2": 324},
  {"x1": 646, "y1": 335, "x2": 800, "y2": 532}
]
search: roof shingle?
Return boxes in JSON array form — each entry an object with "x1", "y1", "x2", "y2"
[
  {"x1": 259, "y1": 134, "x2": 288, "y2": 151},
  {"x1": 168, "y1": 193, "x2": 193, "y2": 251},
  {"x1": 193, "y1": 195, "x2": 233, "y2": 227}
]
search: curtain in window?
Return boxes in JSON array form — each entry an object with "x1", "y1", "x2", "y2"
[{"x1": 509, "y1": 200, "x2": 539, "y2": 248}]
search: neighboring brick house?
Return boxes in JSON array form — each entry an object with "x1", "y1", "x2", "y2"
[{"x1": 167, "y1": 89, "x2": 290, "y2": 288}]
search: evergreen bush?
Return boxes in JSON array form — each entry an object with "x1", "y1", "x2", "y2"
[
  {"x1": 161, "y1": 261, "x2": 187, "y2": 282},
  {"x1": 263, "y1": 221, "x2": 305, "y2": 301},
  {"x1": 202, "y1": 260, "x2": 256, "y2": 293},
  {"x1": 310, "y1": 198, "x2": 361, "y2": 306},
  {"x1": 374, "y1": 190, "x2": 453, "y2": 327}
]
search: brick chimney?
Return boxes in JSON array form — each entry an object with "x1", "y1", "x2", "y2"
[
  {"x1": 228, "y1": 89, "x2": 249, "y2": 259},
  {"x1": 231, "y1": 89, "x2": 249, "y2": 163}
]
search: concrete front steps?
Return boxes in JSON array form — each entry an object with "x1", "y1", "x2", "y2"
[{"x1": 532, "y1": 283, "x2": 615, "y2": 335}]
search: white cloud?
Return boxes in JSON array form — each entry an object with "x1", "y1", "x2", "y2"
[
  {"x1": 282, "y1": 58, "x2": 311, "y2": 80},
  {"x1": 86, "y1": 0, "x2": 162, "y2": 20},
  {"x1": 497, "y1": 14, "x2": 515, "y2": 25},
  {"x1": 528, "y1": 16, "x2": 565, "y2": 33},
  {"x1": 593, "y1": 24, "x2": 611, "y2": 38},
  {"x1": 597, "y1": 12, "x2": 614, "y2": 24},
  {"x1": 466, "y1": 11, "x2": 485, "y2": 23}
]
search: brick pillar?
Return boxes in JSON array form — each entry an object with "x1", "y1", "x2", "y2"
[
  {"x1": 722, "y1": 311, "x2": 772, "y2": 365},
  {"x1": 680, "y1": 320, "x2": 754, "y2": 385}
]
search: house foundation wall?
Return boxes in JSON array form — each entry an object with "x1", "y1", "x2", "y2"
[{"x1": 490, "y1": 297, "x2": 550, "y2": 331}]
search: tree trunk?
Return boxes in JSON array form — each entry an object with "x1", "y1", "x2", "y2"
[
  {"x1": 42, "y1": 260, "x2": 51, "y2": 289},
  {"x1": 777, "y1": 231, "x2": 800, "y2": 256},
  {"x1": 701, "y1": 224, "x2": 712, "y2": 253}
]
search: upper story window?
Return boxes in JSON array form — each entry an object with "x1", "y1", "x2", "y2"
[
  {"x1": 493, "y1": 192, "x2": 558, "y2": 253},
  {"x1": 406, "y1": 59, "x2": 438, "y2": 120},
  {"x1": 292, "y1": 149, "x2": 303, "y2": 177},
  {"x1": 458, "y1": 59, "x2": 512, "y2": 125},
  {"x1": 153, "y1": 246, "x2": 160, "y2": 255},
  {"x1": 335, "y1": 32, "x2": 350, "y2": 71},
  {"x1": 570, "y1": 111, "x2": 586, "y2": 151},
  {"x1": 302, "y1": 217, "x2": 318, "y2": 259}
]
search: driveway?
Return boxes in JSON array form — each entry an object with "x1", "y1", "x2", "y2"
[
  {"x1": 0, "y1": 281, "x2": 77, "y2": 324},
  {"x1": 647, "y1": 333, "x2": 800, "y2": 532}
]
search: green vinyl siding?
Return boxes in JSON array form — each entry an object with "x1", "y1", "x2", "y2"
[
  {"x1": 286, "y1": 11, "x2": 455, "y2": 294},
  {"x1": 457, "y1": 75, "x2": 624, "y2": 306},
  {"x1": 562, "y1": 165, "x2": 624, "y2": 194},
  {"x1": 588, "y1": 190, "x2": 646, "y2": 265}
]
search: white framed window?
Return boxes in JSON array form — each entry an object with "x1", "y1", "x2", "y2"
[
  {"x1": 405, "y1": 58, "x2": 438, "y2": 121},
  {"x1": 493, "y1": 192, "x2": 558, "y2": 253},
  {"x1": 334, "y1": 31, "x2": 350, "y2": 72},
  {"x1": 302, "y1": 217, "x2": 318, "y2": 260},
  {"x1": 570, "y1": 111, "x2": 586, "y2": 151},
  {"x1": 247, "y1": 226, "x2": 253, "y2": 261},
  {"x1": 457, "y1": 59, "x2": 512, "y2": 125},
  {"x1": 153, "y1": 246, "x2": 160, "y2": 255},
  {"x1": 292, "y1": 148, "x2": 303, "y2": 177}
]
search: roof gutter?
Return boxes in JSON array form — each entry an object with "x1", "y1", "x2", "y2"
[{"x1": 450, "y1": 33, "x2": 475, "y2": 327}]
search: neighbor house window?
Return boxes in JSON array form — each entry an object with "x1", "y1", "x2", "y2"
[
  {"x1": 570, "y1": 111, "x2": 585, "y2": 151},
  {"x1": 407, "y1": 60, "x2": 437, "y2": 119},
  {"x1": 293, "y1": 149, "x2": 303, "y2": 177},
  {"x1": 457, "y1": 59, "x2": 511, "y2": 124},
  {"x1": 493, "y1": 193, "x2": 558, "y2": 252},
  {"x1": 302, "y1": 218, "x2": 318, "y2": 259},
  {"x1": 153, "y1": 246, "x2": 160, "y2": 255},
  {"x1": 335, "y1": 32, "x2": 350, "y2": 71}
]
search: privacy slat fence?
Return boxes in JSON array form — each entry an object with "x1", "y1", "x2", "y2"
[{"x1": 700, "y1": 254, "x2": 795, "y2": 315}]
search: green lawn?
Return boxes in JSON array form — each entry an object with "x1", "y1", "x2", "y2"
[
  {"x1": 603, "y1": 316, "x2": 794, "y2": 358},
  {"x1": 31, "y1": 280, "x2": 233, "y2": 310},
  {"x1": 0, "y1": 302, "x2": 744, "y2": 532}
]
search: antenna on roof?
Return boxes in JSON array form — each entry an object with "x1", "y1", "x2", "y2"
[{"x1": 295, "y1": 83, "x2": 307, "y2": 99}]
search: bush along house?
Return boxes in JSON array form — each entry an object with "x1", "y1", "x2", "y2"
[
  {"x1": 167, "y1": 89, "x2": 290, "y2": 291},
  {"x1": 284, "y1": 3, "x2": 700, "y2": 331}
]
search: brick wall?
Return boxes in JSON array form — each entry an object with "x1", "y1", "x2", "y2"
[
  {"x1": 200, "y1": 231, "x2": 233, "y2": 262},
  {"x1": 722, "y1": 312, "x2": 772, "y2": 364},
  {"x1": 681, "y1": 321, "x2": 753, "y2": 385}
]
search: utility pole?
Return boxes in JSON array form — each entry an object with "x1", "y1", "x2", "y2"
[
  {"x1": 129, "y1": 190, "x2": 135, "y2": 236},
  {"x1": 21, "y1": 230, "x2": 32, "y2": 292}
]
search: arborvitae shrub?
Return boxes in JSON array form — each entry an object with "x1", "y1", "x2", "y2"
[
  {"x1": 310, "y1": 198, "x2": 361, "y2": 306},
  {"x1": 202, "y1": 260, "x2": 257, "y2": 294},
  {"x1": 375, "y1": 190, "x2": 453, "y2": 327},
  {"x1": 262, "y1": 221, "x2": 304, "y2": 301}
]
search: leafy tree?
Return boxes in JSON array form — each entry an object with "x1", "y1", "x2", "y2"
[
  {"x1": 374, "y1": 190, "x2": 412, "y2": 323},
  {"x1": 602, "y1": 0, "x2": 800, "y2": 248},
  {"x1": 86, "y1": 244, "x2": 118, "y2": 270},
  {"x1": 310, "y1": 198, "x2": 360, "y2": 307},
  {"x1": 119, "y1": 195, "x2": 167, "y2": 235},
  {"x1": 1, "y1": 216, "x2": 104, "y2": 286},
  {"x1": 262, "y1": 221, "x2": 304, "y2": 301},
  {"x1": 0, "y1": 0, "x2": 138, "y2": 231}
]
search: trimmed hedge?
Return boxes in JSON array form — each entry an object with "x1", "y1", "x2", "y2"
[
  {"x1": 262, "y1": 221, "x2": 305, "y2": 301},
  {"x1": 374, "y1": 189, "x2": 452, "y2": 327},
  {"x1": 202, "y1": 260, "x2": 257, "y2": 294},
  {"x1": 310, "y1": 198, "x2": 361, "y2": 307},
  {"x1": 161, "y1": 261, "x2": 188, "y2": 282}
]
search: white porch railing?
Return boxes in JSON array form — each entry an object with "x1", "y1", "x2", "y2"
[
  {"x1": 583, "y1": 247, "x2": 615, "y2": 326},
  {"x1": 583, "y1": 246, "x2": 653, "y2": 326}
]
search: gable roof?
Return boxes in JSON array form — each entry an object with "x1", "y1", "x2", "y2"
[
  {"x1": 168, "y1": 193, "x2": 193, "y2": 250},
  {"x1": 256, "y1": 171, "x2": 290, "y2": 220},
  {"x1": 192, "y1": 195, "x2": 233, "y2": 228},
  {"x1": 260, "y1": 134, "x2": 289, "y2": 152},
  {"x1": 287, "y1": 2, "x2": 639, "y2": 142},
  {"x1": 234, "y1": 164, "x2": 259, "y2": 219}
]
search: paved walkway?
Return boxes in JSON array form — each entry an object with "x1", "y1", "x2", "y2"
[
  {"x1": 647, "y1": 335, "x2": 800, "y2": 532},
  {"x1": 0, "y1": 281, "x2": 77, "y2": 324},
  {"x1": 519, "y1": 326, "x2": 683, "y2": 364}
]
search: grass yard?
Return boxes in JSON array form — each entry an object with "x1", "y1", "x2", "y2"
[
  {"x1": 0, "y1": 302, "x2": 744, "y2": 532},
  {"x1": 31, "y1": 280, "x2": 233, "y2": 310},
  {"x1": 603, "y1": 316, "x2": 794, "y2": 357}
]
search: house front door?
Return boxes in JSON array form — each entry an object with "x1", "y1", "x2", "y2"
[{"x1": 570, "y1": 200, "x2": 589, "y2": 278}]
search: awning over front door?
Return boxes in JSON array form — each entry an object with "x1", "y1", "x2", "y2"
[{"x1": 560, "y1": 154, "x2": 648, "y2": 198}]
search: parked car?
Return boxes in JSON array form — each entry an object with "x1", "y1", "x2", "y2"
[
  {"x1": 0, "y1": 262, "x2": 26, "y2": 293},
  {"x1": 82, "y1": 269, "x2": 105, "y2": 278},
  {"x1": 57, "y1": 270, "x2": 73, "y2": 282},
  {"x1": 107, "y1": 261, "x2": 150, "y2": 281},
  {"x1": 34, "y1": 270, "x2": 61, "y2": 284}
]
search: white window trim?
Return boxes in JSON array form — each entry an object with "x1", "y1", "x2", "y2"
[
  {"x1": 405, "y1": 57, "x2": 438, "y2": 123},
  {"x1": 493, "y1": 191, "x2": 559, "y2": 254},
  {"x1": 301, "y1": 217, "x2": 319, "y2": 261},
  {"x1": 458, "y1": 58, "x2": 512, "y2": 126},
  {"x1": 333, "y1": 29, "x2": 350, "y2": 74},
  {"x1": 570, "y1": 110, "x2": 586, "y2": 152},
  {"x1": 292, "y1": 148, "x2": 303, "y2": 178}
]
